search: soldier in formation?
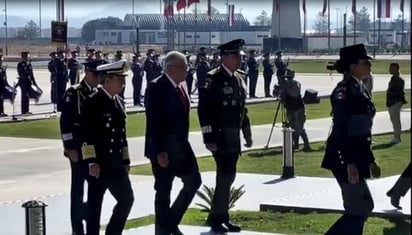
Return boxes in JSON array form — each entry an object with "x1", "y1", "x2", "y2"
[
  {"x1": 131, "y1": 54, "x2": 143, "y2": 106},
  {"x1": 68, "y1": 51, "x2": 80, "y2": 85},
  {"x1": 17, "y1": 51, "x2": 39, "y2": 114},
  {"x1": 247, "y1": 49, "x2": 258, "y2": 98},
  {"x1": 262, "y1": 52, "x2": 274, "y2": 97}
]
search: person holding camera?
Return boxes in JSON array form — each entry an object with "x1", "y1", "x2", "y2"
[
  {"x1": 281, "y1": 69, "x2": 311, "y2": 151},
  {"x1": 322, "y1": 44, "x2": 381, "y2": 235},
  {"x1": 274, "y1": 51, "x2": 288, "y2": 86}
]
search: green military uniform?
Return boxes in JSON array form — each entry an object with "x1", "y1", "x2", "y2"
[{"x1": 197, "y1": 39, "x2": 252, "y2": 233}]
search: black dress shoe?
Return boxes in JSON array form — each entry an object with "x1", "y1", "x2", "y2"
[
  {"x1": 387, "y1": 190, "x2": 402, "y2": 209},
  {"x1": 210, "y1": 223, "x2": 228, "y2": 234},
  {"x1": 223, "y1": 222, "x2": 241, "y2": 232}
]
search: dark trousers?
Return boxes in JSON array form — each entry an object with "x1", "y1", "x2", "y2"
[
  {"x1": 263, "y1": 73, "x2": 272, "y2": 97},
  {"x1": 248, "y1": 73, "x2": 258, "y2": 98},
  {"x1": 207, "y1": 152, "x2": 239, "y2": 225},
  {"x1": 150, "y1": 156, "x2": 201, "y2": 235},
  {"x1": 387, "y1": 162, "x2": 411, "y2": 197},
  {"x1": 56, "y1": 82, "x2": 67, "y2": 112},
  {"x1": 132, "y1": 76, "x2": 143, "y2": 105},
  {"x1": 186, "y1": 75, "x2": 194, "y2": 96},
  {"x1": 0, "y1": 96, "x2": 4, "y2": 114},
  {"x1": 86, "y1": 172, "x2": 134, "y2": 235},
  {"x1": 20, "y1": 86, "x2": 29, "y2": 114},
  {"x1": 325, "y1": 171, "x2": 374, "y2": 235},
  {"x1": 70, "y1": 160, "x2": 87, "y2": 234},
  {"x1": 287, "y1": 108, "x2": 310, "y2": 148}
]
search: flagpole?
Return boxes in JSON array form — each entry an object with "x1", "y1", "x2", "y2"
[
  {"x1": 183, "y1": 3, "x2": 186, "y2": 50},
  {"x1": 194, "y1": 2, "x2": 197, "y2": 46},
  {"x1": 303, "y1": 7, "x2": 306, "y2": 53},
  {"x1": 327, "y1": 0, "x2": 330, "y2": 51},
  {"x1": 373, "y1": 0, "x2": 376, "y2": 57},
  {"x1": 353, "y1": 2, "x2": 356, "y2": 44},
  {"x1": 277, "y1": 0, "x2": 281, "y2": 50},
  {"x1": 226, "y1": 0, "x2": 229, "y2": 41},
  {"x1": 401, "y1": 3, "x2": 404, "y2": 49}
]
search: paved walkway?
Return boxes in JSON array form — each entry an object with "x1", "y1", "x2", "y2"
[{"x1": 0, "y1": 109, "x2": 409, "y2": 234}]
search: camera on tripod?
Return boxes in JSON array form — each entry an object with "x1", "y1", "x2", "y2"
[{"x1": 326, "y1": 61, "x2": 336, "y2": 71}]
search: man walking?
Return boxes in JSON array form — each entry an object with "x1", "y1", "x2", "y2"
[{"x1": 145, "y1": 51, "x2": 201, "y2": 235}]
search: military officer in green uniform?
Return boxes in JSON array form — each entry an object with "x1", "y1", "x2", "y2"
[
  {"x1": 81, "y1": 60, "x2": 134, "y2": 235},
  {"x1": 197, "y1": 39, "x2": 253, "y2": 234}
]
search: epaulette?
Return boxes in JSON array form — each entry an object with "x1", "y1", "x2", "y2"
[
  {"x1": 207, "y1": 67, "x2": 220, "y2": 76},
  {"x1": 72, "y1": 84, "x2": 82, "y2": 90},
  {"x1": 88, "y1": 90, "x2": 98, "y2": 98},
  {"x1": 235, "y1": 69, "x2": 246, "y2": 75}
]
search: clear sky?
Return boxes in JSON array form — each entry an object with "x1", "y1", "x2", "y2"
[{"x1": 1, "y1": 0, "x2": 410, "y2": 28}]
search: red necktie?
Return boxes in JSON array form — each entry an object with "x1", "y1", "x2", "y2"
[{"x1": 177, "y1": 86, "x2": 189, "y2": 113}]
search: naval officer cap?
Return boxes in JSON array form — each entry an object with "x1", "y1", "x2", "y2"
[
  {"x1": 217, "y1": 39, "x2": 245, "y2": 55},
  {"x1": 97, "y1": 60, "x2": 128, "y2": 76}
]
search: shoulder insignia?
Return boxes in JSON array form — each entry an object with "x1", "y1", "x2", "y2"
[
  {"x1": 150, "y1": 75, "x2": 162, "y2": 84},
  {"x1": 203, "y1": 76, "x2": 213, "y2": 90},
  {"x1": 207, "y1": 67, "x2": 219, "y2": 76},
  {"x1": 72, "y1": 84, "x2": 82, "y2": 90},
  {"x1": 334, "y1": 85, "x2": 347, "y2": 100},
  {"x1": 236, "y1": 69, "x2": 246, "y2": 75},
  {"x1": 88, "y1": 90, "x2": 98, "y2": 98}
]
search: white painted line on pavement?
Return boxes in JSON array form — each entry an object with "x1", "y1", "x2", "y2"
[
  {"x1": 0, "y1": 146, "x2": 55, "y2": 155},
  {"x1": 0, "y1": 180, "x2": 16, "y2": 185}
]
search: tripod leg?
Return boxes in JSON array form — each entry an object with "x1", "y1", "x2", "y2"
[{"x1": 264, "y1": 101, "x2": 281, "y2": 148}]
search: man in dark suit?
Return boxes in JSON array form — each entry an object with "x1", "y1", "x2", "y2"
[
  {"x1": 81, "y1": 60, "x2": 134, "y2": 235},
  {"x1": 145, "y1": 51, "x2": 202, "y2": 235},
  {"x1": 197, "y1": 39, "x2": 253, "y2": 233},
  {"x1": 60, "y1": 60, "x2": 101, "y2": 235},
  {"x1": 322, "y1": 44, "x2": 381, "y2": 235}
]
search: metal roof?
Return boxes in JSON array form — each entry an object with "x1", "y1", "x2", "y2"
[{"x1": 123, "y1": 13, "x2": 258, "y2": 31}]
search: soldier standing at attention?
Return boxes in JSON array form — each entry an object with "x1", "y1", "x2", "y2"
[
  {"x1": 85, "y1": 49, "x2": 95, "y2": 63},
  {"x1": 153, "y1": 53, "x2": 163, "y2": 78},
  {"x1": 56, "y1": 50, "x2": 69, "y2": 112},
  {"x1": 17, "y1": 51, "x2": 38, "y2": 115},
  {"x1": 131, "y1": 54, "x2": 143, "y2": 106},
  {"x1": 262, "y1": 53, "x2": 274, "y2": 97},
  {"x1": 48, "y1": 52, "x2": 58, "y2": 105},
  {"x1": 322, "y1": 44, "x2": 381, "y2": 235},
  {"x1": 81, "y1": 60, "x2": 134, "y2": 235},
  {"x1": 197, "y1": 39, "x2": 253, "y2": 234},
  {"x1": 0, "y1": 54, "x2": 8, "y2": 116},
  {"x1": 247, "y1": 49, "x2": 258, "y2": 98},
  {"x1": 95, "y1": 50, "x2": 109, "y2": 65},
  {"x1": 68, "y1": 51, "x2": 79, "y2": 85},
  {"x1": 60, "y1": 60, "x2": 101, "y2": 235}
]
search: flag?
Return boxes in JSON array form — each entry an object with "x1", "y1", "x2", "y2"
[
  {"x1": 187, "y1": 0, "x2": 199, "y2": 8},
  {"x1": 302, "y1": 0, "x2": 306, "y2": 14},
  {"x1": 176, "y1": 0, "x2": 186, "y2": 12},
  {"x1": 228, "y1": 4, "x2": 235, "y2": 26},
  {"x1": 400, "y1": 0, "x2": 404, "y2": 13},
  {"x1": 322, "y1": 0, "x2": 327, "y2": 16},
  {"x1": 163, "y1": 0, "x2": 174, "y2": 18},
  {"x1": 207, "y1": 0, "x2": 211, "y2": 20},
  {"x1": 377, "y1": 0, "x2": 391, "y2": 18},
  {"x1": 276, "y1": 0, "x2": 280, "y2": 12},
  {"x1": 352, "y1": 0, "x2": 356, "y2": 14}
]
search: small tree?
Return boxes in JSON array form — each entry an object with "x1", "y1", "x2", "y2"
[
  {"x1": 253, "y1": 10, "x2": 271, "y2": 26},
  {"x1": 22, "y1": 20, "x2": 40, "y2": 40},
  {"x1": 313, "y1": 12, "x2": 329, "y2": 34},
  {"x1": 348, "y1": 6, "x2": 371, "y2": 32},
  {"x1": 195, "y1": 184, "x2": 246, "y2": 212},
  {"x1": 392, "y1": 14, "x2": 407, "y2": 31}
]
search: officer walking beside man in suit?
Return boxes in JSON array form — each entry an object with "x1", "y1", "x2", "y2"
[
  {"x1": 198, "y1": 39, "x2": 253, "y2": 234},
  {"x1": 145, "y1": 51, "x2": 202, "y2": 235},
  {"x1": 60, "y1": 60, "x2": 101, "y2": 235},
  {"x1": 81, "y1": 60, "x2": 134, "y2": 235},
  {"x1": 322, "y1": 44, "x2": 381, "y2": 235}
]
